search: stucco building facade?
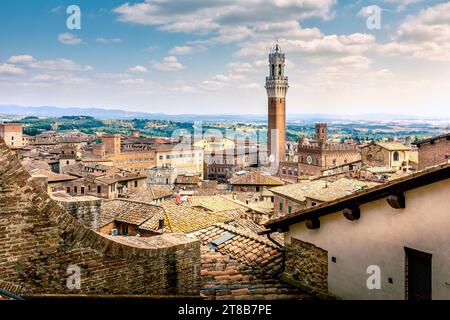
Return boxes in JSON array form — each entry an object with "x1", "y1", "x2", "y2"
[{"x1": 264, "y1": 164, "x2": 450, "y2": 300}]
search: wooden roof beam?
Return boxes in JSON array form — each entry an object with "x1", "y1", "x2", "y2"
[{"x1": 387, "y1": 193, "x2": 405, "y2": 209}]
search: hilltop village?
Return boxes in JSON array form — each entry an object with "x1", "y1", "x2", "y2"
[{"x1": 0, "y1": 45, "x2": 449, "y2": 300}]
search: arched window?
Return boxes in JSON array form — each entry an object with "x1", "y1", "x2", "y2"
[{"x1": 393, "y1": 151, "x2": 399, "y2": 162}]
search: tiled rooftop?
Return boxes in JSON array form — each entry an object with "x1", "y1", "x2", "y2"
[
  {"x1": 127, "y1": 186, "x2": 174, "y2": 202},
  {"x1": 230, "y1": 171, "x2": 284, "y2": 186},
  {"x1": 199, "y1": 245, "x2": 312, "y2": 300},
  {"x1": 193, "y1": 223, "x2": 309, "y2": 300},
  {"x1": 270, "y1": 178, "x2": 380, "y2": 203},
  {"x1": 30, "y1": 169, "x2": 77, "y2": 182},
  {"x1": 306, "y1": 178, "x2": 380, "y2": 202},
  {"x1": 192, "y1": 223, "x2": 283, "y2": 275},
  {"x1": 374, "y1": 141, "x2": 411, "y2": 151},
  {"x1": 189, "y1": 195, "x2": 246, "y2": 212},
  {"x1": 270, "y1": 180, "x2": 328, "y2": 202},
  {"x1": 157, "y1": 200, "x2": 232, "y2": 233},
  {"x1": 100, "y1": 198, "x2": 234, "y2": 234},
  {"x1": 175, "y1": 174, "x2": 201, "y2": 185}
]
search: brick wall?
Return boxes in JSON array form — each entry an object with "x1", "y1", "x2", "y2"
[
  {"x1": 0, "y1": 140, "x2": 201, "y2": 296},
  {"x1": 279, "y1": 161, "x2": 298, "y2": 183},
  {"x1": 273, "y1": 196, "x2": 303, "y2": 217},
  {"x1": 418, "y1": 137, "x2": 449, "y2": 170},
  {"x1": 283, "y1": 238, "x2": 328, "y2": 298},
  {"x1": 54, "y1": 198, "x2": 102, "y2": 230}
]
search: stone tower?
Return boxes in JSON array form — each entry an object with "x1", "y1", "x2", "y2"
[
  {"x1": 316, "y1": 123, "x2": 327, "y2": 144},
  {"x1": 265, "y1": 43, "x2": 288, "y2": 163},
  {"x1": 102, "y1": 134, "x2": 121, "y2": 155}
]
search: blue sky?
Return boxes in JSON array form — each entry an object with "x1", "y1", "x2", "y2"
[{"x1": 0, "y1": 0, "x2": 449, "y2": 116}]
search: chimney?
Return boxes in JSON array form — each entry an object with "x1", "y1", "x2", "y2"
[{"x1": 158, "y1": 218, "x2": 165, "y2": 229}]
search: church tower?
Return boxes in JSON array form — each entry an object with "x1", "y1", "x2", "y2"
[{"x1": 265, "y1": 43, "x2": 288, "y2": 163}]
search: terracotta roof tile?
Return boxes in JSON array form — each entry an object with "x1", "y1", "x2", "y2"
[
  {"x1": 230, "y1": 171, "x2": 284, "y2": 186},
  {"x1": 193, "y1": 223, "x2": 283, "y2": 274}
]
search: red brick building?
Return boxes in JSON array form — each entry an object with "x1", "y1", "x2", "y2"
[
  {"x1": 297, "y1": 123, "x2": 360, "y2": 176},
  {"x1": 415, "y1": 133, "x2": 450, "y2": 170}
]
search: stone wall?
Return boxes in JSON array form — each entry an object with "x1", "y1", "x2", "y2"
[
  {"x1": 283, "y1": 237, "x2": 328, "y2": 298},
  {"x1": 0, "y1": 140, "x2": 201, "y2": 296},
  {"x1": 54, "y1": 197, "x2": 102, "y2": 230}
]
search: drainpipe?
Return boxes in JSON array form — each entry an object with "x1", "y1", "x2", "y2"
[
  {"x1": 0, "y1": 289, "x2": 24, "y2": 300},
  {"x1": 259, "y1": 229, "x2": 286, "y2": 278}
]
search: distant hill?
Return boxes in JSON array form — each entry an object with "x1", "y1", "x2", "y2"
[
  {"x1": 0, "y1": 104, "x2": 439, "y2": 122},
  {"x1": 0, "y1": 105, "x2": 155, "y2": 120}
]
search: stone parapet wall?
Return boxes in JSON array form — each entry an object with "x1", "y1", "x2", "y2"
[{"x1": 0, "y1": 140, "x2": 201, "y2": 296}]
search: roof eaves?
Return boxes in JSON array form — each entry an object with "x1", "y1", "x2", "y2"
[{"x1": 264, "y1": 163, "x2": 450, "y2": 232}]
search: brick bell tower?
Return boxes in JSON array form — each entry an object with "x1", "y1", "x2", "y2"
[{"x1": 265, "y1": 42, "x2": 289, "y2": 163}]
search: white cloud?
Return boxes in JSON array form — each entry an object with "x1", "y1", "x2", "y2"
[
  {"x1": 396, "y1": 2, "x2": 450, "y2": 43},
  {"x1": 239, "y1": 83, "x2": 260, "y2": 89},
  {"x1": 376, "y1": 2, "x2": 450, "y2": 61},
  {"x1": 384, "y1": 0, "x2": 424, "y2": 11},
  {"x1": 113, "y1": 0, "x2": 336, "y2": 34},
  {"x1": 200, "y1": 72, "x2": 247, "y2": 91},
  {"x1": 7, "y1": 55, "x2": 35, "y2": 64},
  {"x1": 168, "y1": 46, "x2": 193, "y2": 55},
  {"x1": 0, "y1": 54, "x2": 94, "y2": 88},
  {"x1": 94, "y1": 73, "x2": 132, "y2": 79},
  {"x1": 58, "y1": 32, "x2": 82, "y2": 45},
  {"x1": 28, "y1": 74, "x2": 92, "y2": 85},
  {"x1": 212, "y1": 73, "x2": 245, "y2": 82},
  {"x1": 127, "y1": 65, "x2": 148, "y2": 73},
  {"x1": 228, "y1": 62, "x2": 253, "y2": 73},
  {"x1": 172, "y1": 85, "x2": 201, "y2": 93},
  {"x1": 51, "y1": 6, "x2": 64, "y2": 13},
  {"x1": 330, "y1": 55, "x2": 372, "y2": 70},
  {"x1": 29, "y1": 58, "x2": 93, "y2": 72},
  {"x1": 0, "y1": 64, "x2": 25, "y2": 75},
  {"x1": 357, "y1": 5, "x2": 380, "y2": 18},
  {"x1": 119, "y1": 78, "x2": 145, "y2": 85},
  {"x1": 153, "y1": 56, "x2": 185, "y2": 71},
  {"x1": 96, "y1": 37, "x2": 122, "y2": 44},
  {"x1": 143, "y1": 45, "x2": 159, "y2": 52},
  {"x1": 30, "y1": 74, "x2": 63, "y2": 82},
  {"x1": 234, "y1": 33, "x2": 375, "y2": 59}
]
